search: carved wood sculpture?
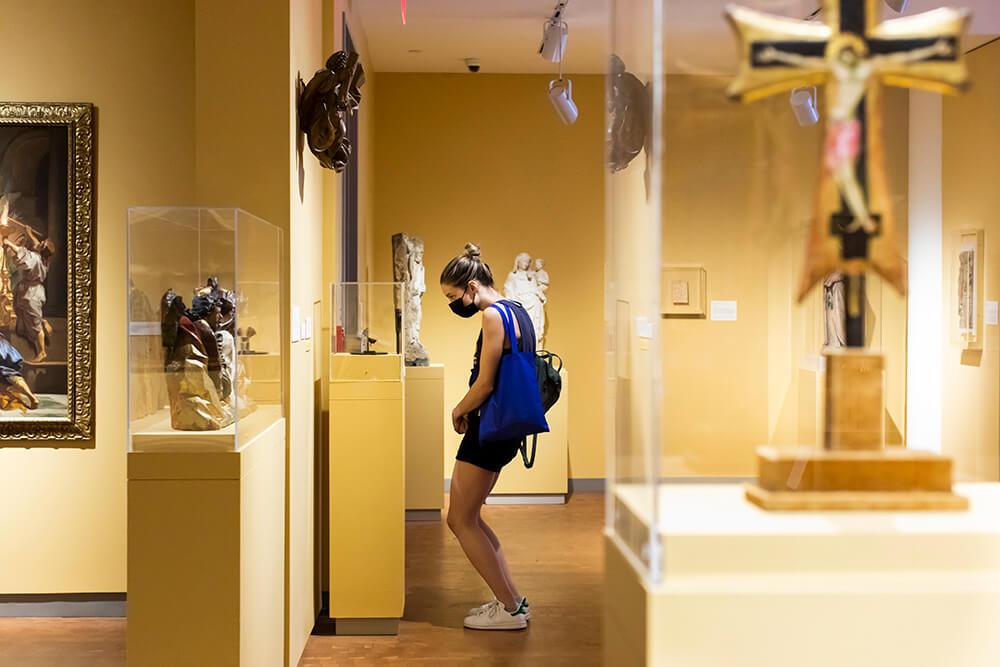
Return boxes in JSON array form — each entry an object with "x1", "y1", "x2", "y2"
[{"x1": 298, "y1": 50, "x2": 366, "y2": 173}]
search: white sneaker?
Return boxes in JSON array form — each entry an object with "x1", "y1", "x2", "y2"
[
  {"x1": 463, "y1": 599, "x2": 528, "y2": 631},
  {"x1": 469, "y1": 596, "x2": 531, "y2": 621}
]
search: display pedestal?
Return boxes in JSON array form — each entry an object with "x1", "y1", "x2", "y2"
[
  {"x1": 329, "y1": 354, "x2": 404, "y2": 635},
  {"x1": 127, "y1": 417, "x2": 286, "y2": 667},
  {"x1": 606, "y1": 483, "x2": 1000, "y2": 667},
  {"x1": 487, "y1": 369, "x2": 569, "y2": 504},
  {"x1": 404, "y1": 364, "x2": 444, "y2": 520}
]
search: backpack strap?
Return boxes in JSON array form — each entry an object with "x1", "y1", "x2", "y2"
[
  {"x1": 519, "y1": 434, "x2": 537, "y2": 469},
  {"x1": 537, "y1": 350, "x2": 563, "y2": 373}
]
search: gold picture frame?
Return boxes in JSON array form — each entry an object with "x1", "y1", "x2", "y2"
[{"x1": 0, "y1": 102, "x2": 95, "y2": 443}]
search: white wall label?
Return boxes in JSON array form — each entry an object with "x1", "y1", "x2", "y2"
[
  {"x1": 635, "y1": 316, "x2": 654, "y2": 339},
  {"x1": 291, "y1": 305, "x2": 301, "y2": 342},
  {"x1": 129, "y1": 321, "x2": 160, "y2": 336},
  {"x1": 986, "y1": 301, "x2": 999, "y2": 326},
  {"x1": 304, "y1": 317, "x2": 314, "y2": 340},
  {"x1": 710, "y1": 300, "x2": 737, "y2": 321}
]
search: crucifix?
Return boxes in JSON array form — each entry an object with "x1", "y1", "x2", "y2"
[
  {"x1": 726, "y1": 0, "x2": 969, "y2": 347},
  {"x1": 727, "y1": 0, "x2": 972, "y2": 510}
]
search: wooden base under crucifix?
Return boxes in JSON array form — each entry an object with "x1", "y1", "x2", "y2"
[
  {"x1": 727, "y1": 0, "x2": 970, "y2": 511},
  {"x1": 746, "y1": 349, "x2": 968, "y2": 510}
]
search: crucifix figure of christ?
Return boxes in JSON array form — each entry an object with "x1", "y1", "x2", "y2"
[{"x1": 726, "y1": 0, "x2": 969, "y2": 347}]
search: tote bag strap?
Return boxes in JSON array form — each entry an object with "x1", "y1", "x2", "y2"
[{"x1": 489, "y1": 303, "x2": 519, "y2": 348}]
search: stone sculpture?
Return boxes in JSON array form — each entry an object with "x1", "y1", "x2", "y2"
[
  {"x1": 504, "y1": 252, "x2": 547, "y2": 347},
  {"x1": 823, "y1": 272, "x2": 846, "y2": 349},
  {"x1": 392, "y1": 233, "x2": 430, "y2": 366}
]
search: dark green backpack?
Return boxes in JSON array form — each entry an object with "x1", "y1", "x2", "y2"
[{"x1": 519, "y1": 351, "x2": 563, "y2": 468}]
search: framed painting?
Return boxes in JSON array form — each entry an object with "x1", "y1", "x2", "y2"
[
  {"x1": 0, "y1": 102, "x2": 94, "y2": 442},
  {"x1": 954, "y1": 229, "x2": 984, "y2": 351}
]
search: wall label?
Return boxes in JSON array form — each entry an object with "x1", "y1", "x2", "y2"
[{"x1": 710, "y1": 300, "x2": 738, "y2": 321}]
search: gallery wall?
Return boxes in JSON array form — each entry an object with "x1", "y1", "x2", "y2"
[
  {"x1": 371, "y1": 73, "x2": 607, "y2": 479},
  {"x1": 0, "y1": 7, "x2": 353, "y2": 665},
  {"x1": 660, "y1": 77, "x2": 910, "y2": 476},
  {"x1": 0, "y1": 0, "x2": 196, "y2": 594},
  {"x1": 942, "y1": 39, "x2": 1000, "y2": 481}
]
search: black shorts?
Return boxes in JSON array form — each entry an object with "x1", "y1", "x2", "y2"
[{"x1": 455, "y1": 411, "x2": 522, "y2": 473}]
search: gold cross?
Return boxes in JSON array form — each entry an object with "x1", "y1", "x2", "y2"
[{"x1": 726, "y1": 0, "x2": 970, "y2": 302}]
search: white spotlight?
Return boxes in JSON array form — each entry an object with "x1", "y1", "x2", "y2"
[
  {"x1": 549, "y1": 78, "x2": 578, "y2": 125},
  {"x1": 540, "y1": 19, "x2": 568, "y2": 62},
  {"x1": 790, "y1": 87, "x2": 819, "y2": 127},
  {"x1": 539, "y1": 1, "x2": 570, "y2": 62},
  {"x1": 885, "y1": 0, "x2": 908, "y2": 13}
]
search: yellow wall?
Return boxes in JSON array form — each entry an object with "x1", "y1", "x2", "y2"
[
  {"x1": 942, "y1": 40, "x2": 1000, "y2": 481},
  {"x1": 660, "y1": 77, "x2": 909, "y2": 476},
  {"x1": 0, "y1": 0, "x2": 196, "y2": 593},
  {"x1": 371, "y1": 73, "x2": 606, "y2": 479},
  {"x1": 0, "y1": 10, "x2": 346, "y2": 667}
]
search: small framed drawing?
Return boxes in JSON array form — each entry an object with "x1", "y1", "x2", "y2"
[
  {"x1": 0, "y1": 102, "x2": 95, "y2": 443},
  {"x1": 662, "y1": 266, "x2": 707, "y2": 317},
  {"x1": 955, "y1": 229, "x2": 984, "y2": 350}
]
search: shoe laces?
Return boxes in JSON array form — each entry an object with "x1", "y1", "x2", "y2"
[{"x1": 483, "y1": 599, "x2": 505, "y2": 618}]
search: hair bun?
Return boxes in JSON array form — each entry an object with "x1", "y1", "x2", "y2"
[{"x1": 464, "y1": 242, "x2": 482, "y2": 260}]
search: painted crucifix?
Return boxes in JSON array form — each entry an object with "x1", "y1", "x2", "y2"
[{"x1": 726, "y1": 0, "x2": 970, "y2": 347}]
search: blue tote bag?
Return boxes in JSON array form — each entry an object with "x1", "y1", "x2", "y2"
[{"x1": 479, "y1": 303, "x2": 549, "y2": 443}]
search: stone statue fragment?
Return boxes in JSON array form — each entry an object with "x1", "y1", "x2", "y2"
[{"x1": 392, "y1": 233, "x2": 430, "y2": 366}]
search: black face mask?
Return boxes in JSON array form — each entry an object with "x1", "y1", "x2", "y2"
[{"x1": 449, "y1": 287, "x2": 479, "y2": 318}]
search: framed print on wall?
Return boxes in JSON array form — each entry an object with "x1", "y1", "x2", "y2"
[
  {"x1": 0, "y1": 102, "x2": 95, "y2": 443},
  {"x1": 954, "y1": 229, "x2": 984, "y2": 351}
]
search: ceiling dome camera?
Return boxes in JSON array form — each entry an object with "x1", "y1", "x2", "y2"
[{"x1": 465, "y1": 58, "x2": 481, "y2": 73}]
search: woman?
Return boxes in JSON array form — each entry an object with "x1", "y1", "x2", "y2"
[{"x1": 440, "y1": 243, "x2": 534, "y2": 631}]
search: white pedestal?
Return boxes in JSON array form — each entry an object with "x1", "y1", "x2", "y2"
[
  {"x1": 487, "y1": 369, "x2": 569, "y2": 504},
  {"x1": 404, "y1": 364, "x2": 444, "y2": 518},
  {"x1": 606, "y1": 483, "x2": 1000, "y2": 667}
]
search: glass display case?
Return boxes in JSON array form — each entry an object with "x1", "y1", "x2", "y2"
[
  {"x1": 127, "y1": 207, "x2": 284, "y2": 452},
  {"x1": 605, "y1": 1, "x2": 915, "y2": 582},
  {"x1": 330, "y1": 282, "x2": 404, "y2": 357}
]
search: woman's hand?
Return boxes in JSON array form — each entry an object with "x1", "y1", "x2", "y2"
[{"x1": 452, "y1": 407, "x2": 468, "y2": 435}]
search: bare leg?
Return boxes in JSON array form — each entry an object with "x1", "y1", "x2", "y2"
[
  {"x1": 480, "y1": 475, "x2": 521, "y2": 602},
  {"x1": 447, "y1": 461, "x2": 519, "y2": 610},
  {"x1": 33, "y1": 328, "x2": 46, "y2": 362},
  {"x1": 8, "y1": 376, "x2": 38, "y2": 410}
]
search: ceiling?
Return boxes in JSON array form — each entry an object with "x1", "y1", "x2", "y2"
[{"x1": 356, "y1": 0, "x2": 1000, "y2": 75}]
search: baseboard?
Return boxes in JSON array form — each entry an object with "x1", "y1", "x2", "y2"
[
  {"x1": 569, "y1": 478, "x2": 606, "y2": 493},
  {"x1": 0, "y1": 593, "x2": 126, "y2": 617},
  {"x1": 485, "y1": 494, "x2": 566, "y2": 505},
  {"x1": 445, "y1": 477, "x2": 609, "y2": 494},
  {"x1": 405, "y1": 509, "x2": 441, "y2": 522}
]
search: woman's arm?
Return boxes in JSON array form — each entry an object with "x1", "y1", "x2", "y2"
[{"x1": 451, "y1": 307, "x2": 505, "y2": 432}]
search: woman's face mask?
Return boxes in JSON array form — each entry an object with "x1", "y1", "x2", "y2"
[{"x1": 449, "y1": 285, "x2": 479, "y2": 318}]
